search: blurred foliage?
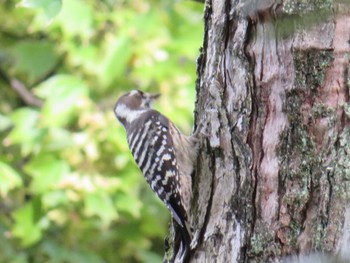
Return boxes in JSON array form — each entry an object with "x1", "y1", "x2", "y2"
[{"x1": 0, "y1": 0, "x2": 203, "y2": 262}]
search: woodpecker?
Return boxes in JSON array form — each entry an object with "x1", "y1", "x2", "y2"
[{"x1": 114, "y1": 90, "x2": 198, "y2": 262}]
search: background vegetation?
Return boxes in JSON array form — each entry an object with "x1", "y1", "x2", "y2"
[{"x1": 0, "y1": 0, "x2": 203, "y2": 262}]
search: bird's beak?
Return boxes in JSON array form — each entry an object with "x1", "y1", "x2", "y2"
[
  {"x1": 144, "y1": 92, "x2": 160, "y2": 108},
  {"x1": 150, "y1": 93, "x2": 161, "y2": 100}
]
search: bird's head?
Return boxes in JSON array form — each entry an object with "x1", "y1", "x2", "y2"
[{"x1": 114, "y1": 90, "x2": 160, "y2": 126}]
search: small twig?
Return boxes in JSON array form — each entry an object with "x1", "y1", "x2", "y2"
[
  {"x1": 0, "y1": 67, "x2": 43, "y2": 107},
  {"x1": 10, "y1": 78, "x2": 43, "y2": 107},
  {"x1": 0, "y1": 28, "x2": 46, "y2": 40}
]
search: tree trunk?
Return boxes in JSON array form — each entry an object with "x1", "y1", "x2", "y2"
[{"x1": 189, "y1": 1, "x2": 350, "y2": 262}]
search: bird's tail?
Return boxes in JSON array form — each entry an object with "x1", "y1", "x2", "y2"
[{"x1": 175, "y1": 222, "x2": 191, "y2": 263}]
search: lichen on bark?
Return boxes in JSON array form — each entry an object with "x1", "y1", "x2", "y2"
[{"x1": 293, "y1": 50, "x2": 334, "y2": 90}]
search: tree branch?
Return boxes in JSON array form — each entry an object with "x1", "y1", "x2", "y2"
[
  {"x1": 10, "y1": 78, "x2": 44, "y2": 107},
  {"x1": 0, "y1": 67, "x2": 43, "y2": 108}
]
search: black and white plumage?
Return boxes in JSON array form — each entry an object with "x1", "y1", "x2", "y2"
[{"x1": 114, "y1": 90, "x2": 198, "y2": 262}]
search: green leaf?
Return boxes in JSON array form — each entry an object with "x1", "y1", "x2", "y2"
[
  {"x1": 7, "y1": 108, "x2": 45, "y2": 155},
  {"x1": 19, "y1": 0, "x2": 62, "y2": 20},
  {"x1": 0, "y1": 162, "x2": 22, "y2": 197},
  {"x1": 35, "y1": 75, "x2": 88, "y2": 127},
  {"x1": 0, "y1": 114, "x2": 12, "y2": 132},
  {"x1": 8, "y1": 108, "x2": 39, "y2": 143},
  {"x1": 84, "y1": 191, "x2": 118, "y2": 226},
  {"x1": 114, "y1": 193, "x2": 142, "y2": 218},
  {"x1": 24, "y1": 154, "x2": 69, "y2": 194},
  {"x1": 140, "y1": 250, "x2": 163, "y2": 263},
  {"x1": 43, "y1": 128, "x2": 74, "y2": 151},
  {"x1": 40, "y1": 241, "x2": 105, "y2": 263},
  {"x1": 67, "y1": 250, "x2": 105, "y2": 263},
  {"x1": 97, "y1": 36, "x2": 132, "y2": 87},
  {"x1": 12, "y1": 199, "x2": 43, "y2": 246},
  {"x1": 42, "y1": 190, "x2": 68, "y2": 208},
  {"x1": 54, "y1": 0, "x2": 92, "y2": 37},
  {"x1": 11, "y1": 40, "x2": 58, "y2": 82}
]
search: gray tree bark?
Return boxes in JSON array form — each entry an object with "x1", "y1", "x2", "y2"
[{"x1": 188, "y1": 1, "x2": 350, "y2": 262}]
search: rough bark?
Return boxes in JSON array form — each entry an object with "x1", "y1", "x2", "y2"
[{"x1": 188, "y1": 1, "x2": 350, "y2": 262}]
